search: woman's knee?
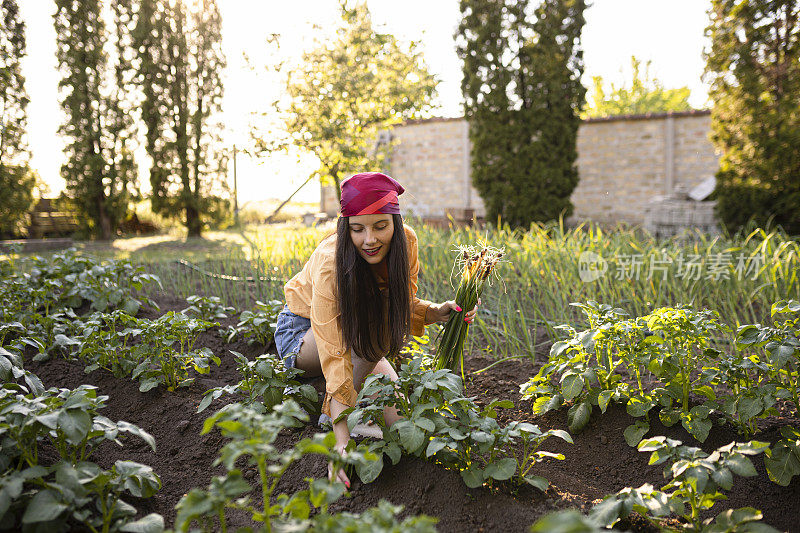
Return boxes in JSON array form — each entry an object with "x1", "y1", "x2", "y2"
[
  {"x1": 295, "y1": 328, "x2": 322, "y2": 376},
  {"x1": 373, "y1": 357, "x2": 398, "y2": 381}
]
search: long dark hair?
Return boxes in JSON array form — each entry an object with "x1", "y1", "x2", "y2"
[{"x1": 335, "y1": 214, "x2": 411, "y2": 362}]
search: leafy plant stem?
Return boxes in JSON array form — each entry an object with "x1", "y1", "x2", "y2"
[{"x1": 258, "y1": 457, "x2": 272, "y2": 533}]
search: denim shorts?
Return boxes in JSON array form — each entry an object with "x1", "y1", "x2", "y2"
[{"x1": 274, "y1": 305, "x2": 312, "y2": 371}]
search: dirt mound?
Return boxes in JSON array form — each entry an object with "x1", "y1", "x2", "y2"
[{"x1": 25, "y1": 293, "x2": 800, "y2": 532}]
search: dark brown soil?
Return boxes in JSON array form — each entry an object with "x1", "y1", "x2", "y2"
[{"x1": 25, "y1": 292, "x2": 800, "y2": 533}]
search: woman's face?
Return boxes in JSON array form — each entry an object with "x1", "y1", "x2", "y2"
[{"x1": 348, "y1": 214, "x2": 394, "y2": 265}]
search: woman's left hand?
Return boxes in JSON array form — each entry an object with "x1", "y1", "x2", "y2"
[{"x1": 429, "y1": 299, "x2": 480, "y2": 324}]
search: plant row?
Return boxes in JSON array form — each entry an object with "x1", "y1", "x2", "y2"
[
  {"x1": 520, "y1": 300, "x2": 800, "y2": 486},
  {"x1": 0, "y1": 346, "x2": 163, "y2": 532},
  {"x1": 1, "y1": 250, "x2": 289, "y2": 395},
  {"x1": 531, "y1": 436, "x2": 781, "y2": 532}
]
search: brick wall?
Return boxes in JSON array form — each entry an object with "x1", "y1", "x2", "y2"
[
  {"x1": 321, "y1": 110, "x2": 720, "y2": 226},
  {"x1": 572, "y1": 111, "x2": 719, "y2": 225}
]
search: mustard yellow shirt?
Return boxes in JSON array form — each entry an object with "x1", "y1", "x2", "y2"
[{"x1": 284, "y1": 224, "x2": 432, "y2": 415}]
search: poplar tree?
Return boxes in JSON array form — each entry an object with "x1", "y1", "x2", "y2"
[
  {"x1": 705, "y1": 1, "x2": 800, "y2": 234},
  {"x1": 0, "y1": 0, "x2": 36, "y2": 237},
  {"x1": 457, "y1": 0, "x2": 586, "y2": 227},
  {"x1": 132, "y1": 0, "x2": 227, "y2": 237},
  {"x1": 54, "y1": 0, "x2": 137, "y2": 239}
]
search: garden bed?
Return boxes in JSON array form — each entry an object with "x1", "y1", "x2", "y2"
[{"x1": 24, "y1": 291, "x2": 800, "y2": 532}]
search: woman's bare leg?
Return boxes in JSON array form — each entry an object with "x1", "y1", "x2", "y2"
[
  {"x1": 352, "y1": 355, "x2": 401, "y2": 426},
  {"x1": 296, "y1": 328, "x2": 401, "y2": 426},
  {"x1": 295, "y1": 328, "x2": 322, "y2": 376},
  {"x1": 294, "y1": 328, "x2": 326, "y2": 393}
]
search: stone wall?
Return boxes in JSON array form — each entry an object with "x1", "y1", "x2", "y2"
[
  {"x1": 320, "y1": 118, "x2": 486, "y2": 219},
  {"x1": 572, "y1": 111, "x2": 719, "y2": 225},
  {"x1": 321, "y1": 110, "x2": 720, "y2": 226}
]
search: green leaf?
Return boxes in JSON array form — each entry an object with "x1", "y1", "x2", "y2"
[
  {"x1": 738, "y1": 396, "x2": 764, "y2": 421},
  {"x1": 567, "y1": 401, "x2": 591, "y2": 434},
  {"x1": 484, "y1": 457, "x2": 517, "y2": 481},
  {"x1": 461, "y1": 467, "x2": 484, "y2": 488},
  {"x1": 682, "y1": 416, "x2": 712, "y2": 443},
  {"x1": 531, "y1": 510, "x2": 602, "y2": 533},
  {"x1": 383, "y1": 442, "x2": 402, "y2": 465},
  {"x1": 764, "y1": 443, "x2": 800, "y2": 486},
  {"x1": 122, "y1": 298, "x2": 141, "y2": 316},
  {"x1": 726, "y1": 454, "x2": 757, "y2": 477},
  {"x1": 589, "y1": 497, "x2": 625, "y2": 527},
  {"x1": 598, "y1": 389, "x2": 614, "y2": 413},
  {"x1": 414, "y1": 417, "x2": 435, "y2": 433},
  {"x1": 120, "y1": 513, "x2": 165, "y2": 533},
  {"x1": 523, "y1": 475, "x2": 549, "y2": 492},
  {"x1": 659, "y1": 408, "x2": 681, "y2": 427},
  {"x1": 623, "y1": 420, "x2": 650, "y2": 447},
  {"x1": 394, "y1": 421, "x2": 425, "y2": 454},
  {"x1": 711, "y1": 466, "x2": 734, "y2": 491},
  {"x1": 21, "y1": 490, "x2": 67, "y2": 523},
  {"x1": 139, "y1": 378, "x2": 160, "y2": 392},
  {"x1": 626, "y1": 396, "x2": 653, "y2": 418},
  {"x1": 561, "y1": 373, "x2": 585, "y2": 402},
  {"x1": 355, "y1": 453, "x2": 384, "y2": 484},
  {"x1": 197, "y1": 393, "x2": 215, "y2": 413},
  {"x1": 532, "y1": 394, "x2": 563, "y2": 415},
  {"x1": 692, "y1": 385, "x2": 716, "y2": 401},
  {"x1": 58, "y1": 408, "x2": 92, "y2": 445},
  {"x1": 426, "y1": 440, "x2": 447, "y2": 458}
]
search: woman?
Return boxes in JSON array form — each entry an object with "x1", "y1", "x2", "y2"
[{"x1": 274, "y1": 172, "x2": 477, "y2": 487}]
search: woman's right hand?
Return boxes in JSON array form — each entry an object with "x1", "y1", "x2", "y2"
[{"x1": 328, "y1": 442, "x2": 351, "y2": 488}]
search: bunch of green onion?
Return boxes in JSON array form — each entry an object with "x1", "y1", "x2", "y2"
[{"x1": 435, "y1": 244, "x2": 504, "y2": 378}]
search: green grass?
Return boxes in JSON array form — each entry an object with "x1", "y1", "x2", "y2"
[{"x1": 7, "y1": 218, "x2": 798, "y2": 363}]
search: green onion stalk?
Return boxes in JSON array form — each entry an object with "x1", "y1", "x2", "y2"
[{"x1": 435, "y1": 245, "x2": 504, "y2": 378}]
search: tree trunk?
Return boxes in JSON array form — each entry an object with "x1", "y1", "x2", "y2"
[
  {"x1": 186, "y1": 204, "x2": 201, "y2": 237},
  {"x1": 98, "y1": 197, "x2": 112, "y2": 239},
  {"x1": 332, "y1": 166, "x2": 342, "y2": 202},
  {"x1": 266, "y1": 174, "x2": 315, "y2": 223}
]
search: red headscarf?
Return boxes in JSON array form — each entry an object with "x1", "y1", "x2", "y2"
[{"x1": 340, "y1": 172, "x2": 404, "y2": 217}]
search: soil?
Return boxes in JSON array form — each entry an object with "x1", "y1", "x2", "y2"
[{"x1": 24, "y1": 291, "x2": 800, "y2": 533}]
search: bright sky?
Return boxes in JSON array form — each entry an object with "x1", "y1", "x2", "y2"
[{"x1": 19, "y1": 0, "x2": 712, "y2": 205}]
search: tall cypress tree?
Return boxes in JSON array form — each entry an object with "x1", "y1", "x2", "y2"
[
  {"x1": 705, "y1": 1, "x2": 800, "y2": 234},
  {"x1": 132, "y1": 0, "x2": 226, "y2": 237},
  {"x1": 457, "y1": 0, "x2": 586, "y2": 227},
  {"x1": 54, "y1": 0, "x2": 137, "y2": 239},
  {"x1": 0, "y1": 0, "x2": 36, "y2": 237}
]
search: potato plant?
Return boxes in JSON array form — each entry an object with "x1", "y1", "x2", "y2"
[
  {"x1": 181, "y1": 294, "x2": 235, "y2": 322},
  {"x1": 341, "y1": 356, "x2": 572, "y2": 489},
  {"x1": 74, "y1": 310, "x2": 143, "y2": 377},
  {"x1": 131, "y1": 312, "x2": 220, "y2": 392},
  {"x1": 197, "y1": 351, "x2": 319, "y2": 416},
  {"x1": 588, "y1": 436, "x2": 775, "y2": 532},
  {"x1": 229, "y1": 300, "x2": 283, "y2": 346},
  {"x1": 175, "y1": 400, "x2": 378, "y2": 532},
  {"x1": 701, "y1": 349, "x2": 780, "y2": 438},
  {"x1": 0, "y1": 369, "x2": 162, "y2": 532},
  {"x1": 763, "y1": 426, "x2": 800, "y2": 487},
  {"x1": 0, "y1": 384, "x2": 155, "y2": 468},
  {"x1": 311, "y1": 500, "x2": 437, "y2": 532},
  {"x1": 0, "y1": 346, "x2": 44, "y2": 397},
  {"x1": 16, "y1": 460, "x2": 164, "y2": 533},
  {"x1": 1, "y1": 251, "x2": 160, "y2": 327},
  {"x1": 521, "y1": 302, "x2": 726, "y2": 444},
  {"x1": 736, "y1": 299, "x2": 800, "y2": 416}
]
